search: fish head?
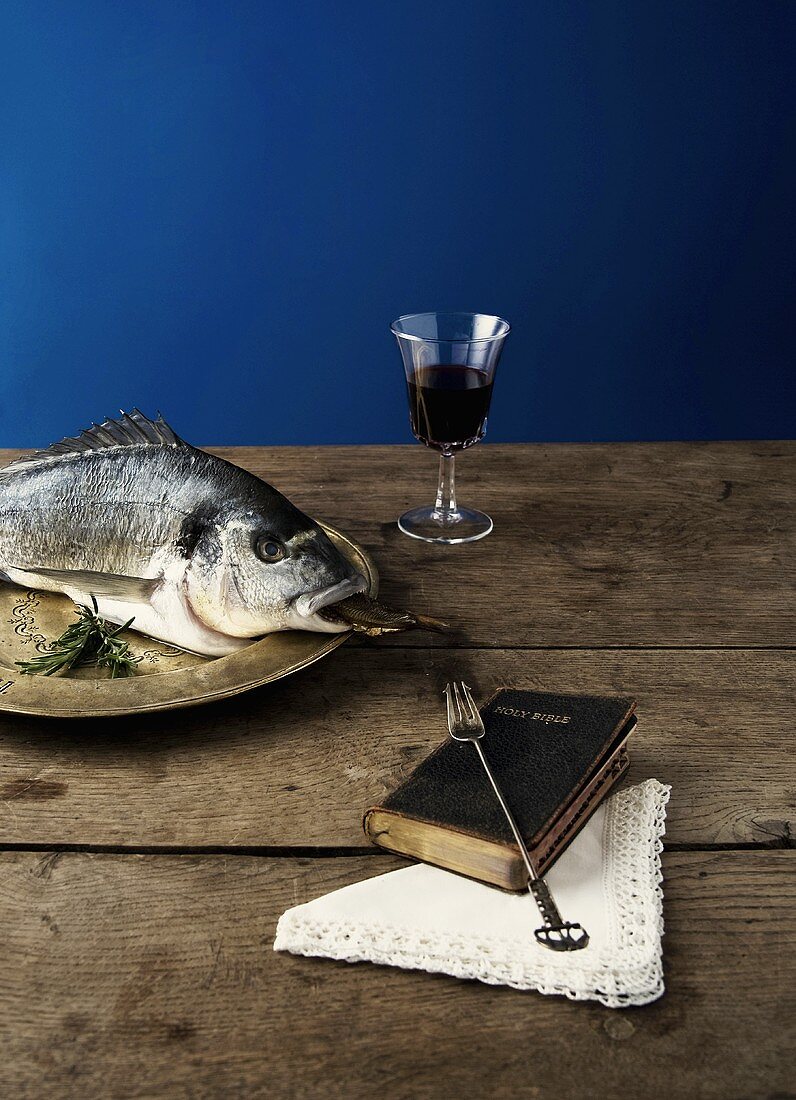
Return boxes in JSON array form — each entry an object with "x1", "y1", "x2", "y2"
[{"x1": 183, "y1": 498, "x2": 368, "y2": 639}]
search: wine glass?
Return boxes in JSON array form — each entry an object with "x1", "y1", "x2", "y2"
[{"x1": 391, "y1": 311, "x2": 510, "y2": 543}]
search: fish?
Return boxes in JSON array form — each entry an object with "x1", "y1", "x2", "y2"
[
  {"x1": 0, "y1": 410, "x2": 370, "y2": 656},
  {"x1": 318, "y1": 593, "x2": 448, "y2": 636}
]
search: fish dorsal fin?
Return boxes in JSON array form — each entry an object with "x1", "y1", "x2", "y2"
[{"x1": 1, "y1": 410, "x2": 188, "y2": 475}]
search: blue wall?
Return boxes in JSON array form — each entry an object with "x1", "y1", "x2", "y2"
[{"x1": 1, "y1": 1, "x2": 793, "y2": 447}]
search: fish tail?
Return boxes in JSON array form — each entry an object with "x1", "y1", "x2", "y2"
[{"x1": 412, "y1": 612, "x2": 450, "y2": 633}]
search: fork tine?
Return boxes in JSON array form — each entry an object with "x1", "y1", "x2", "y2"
[
  {"x1": 461, "y1": 682, "x2": 478, "y2": 722},
  {"x1": 444, "y1": 683, "x2": 456, "y2": 733},
  {"x1": 452, "y1": 681, "x2": 465, "y2": 724}
]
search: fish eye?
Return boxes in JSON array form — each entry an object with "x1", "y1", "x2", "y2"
[{"x1": 255, "y1": 534, "x2": 285, "y2": 563}]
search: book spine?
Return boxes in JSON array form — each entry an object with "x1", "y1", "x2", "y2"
[{"x1": 532, "y1": 749, "x2": 629, "y2": 878}]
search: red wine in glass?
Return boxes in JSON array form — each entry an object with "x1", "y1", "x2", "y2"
[
  {"x1": 406, "y1": 365, "x2": 494, "y2": 452},
  {"x1": 391, "y1": 312, "x2": 510, "y2": 544}
]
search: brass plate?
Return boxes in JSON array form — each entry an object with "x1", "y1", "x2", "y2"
[{"x1": 0, "y1": 524, "x2": 377, "y2": 719}]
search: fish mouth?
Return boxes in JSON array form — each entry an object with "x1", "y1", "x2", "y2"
[{"x1": 295, "y1": 573, "x2": 368, "y2": 619}]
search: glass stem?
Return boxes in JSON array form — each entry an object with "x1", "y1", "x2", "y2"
[{"x1": 434, "y1": 453, "x2": 457, "y2": 520}]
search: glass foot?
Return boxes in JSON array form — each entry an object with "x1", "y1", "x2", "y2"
[{"x1": 398, "y1": 505, "x2": 493, "y2": 544}]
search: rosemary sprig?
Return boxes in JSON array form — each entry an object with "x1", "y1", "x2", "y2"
[{"x1": 17, "y1": 599, "x2": 142, "y2": 678}]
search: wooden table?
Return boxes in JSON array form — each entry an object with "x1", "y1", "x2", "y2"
[{"x1": 0, "y1": 442, "x2": 793, "y2": 1099}]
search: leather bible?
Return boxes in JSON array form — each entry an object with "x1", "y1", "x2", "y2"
[{"x1": 363, "y1": 688, "x2": 637, "y2": 890}]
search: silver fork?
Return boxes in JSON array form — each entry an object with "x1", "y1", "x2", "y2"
[{"x1": 444, "y1": 681, "x2": 589, "y2": 952}]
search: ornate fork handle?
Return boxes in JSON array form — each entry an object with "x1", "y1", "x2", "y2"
[
  {"x1": 529, "y1": 880, "x2": 588, "y2": 951},
  {"x1": 530, "y1": 879, "x2": 564, "y2": 927}
]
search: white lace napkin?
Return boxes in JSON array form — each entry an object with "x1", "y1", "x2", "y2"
[{"x1": 275, "y1": 779, "x2": 670, "y2": 1008}]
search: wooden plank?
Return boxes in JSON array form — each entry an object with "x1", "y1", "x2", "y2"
[
  {"x1": 0, "y1": 442, "x2": 793, "y2": 647},
  {"x1": 0, "y1": 849, "x2": 792, "y2": 1099},
  {"x1": 0, "y1": 648, "x2": 791, "y2": 848},
  {"x1": 212, "y1": 441, "x2": 796, "y2": 648}
]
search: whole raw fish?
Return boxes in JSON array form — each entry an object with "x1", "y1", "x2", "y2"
[{"x1": 0, "y1": 411, "x2": 368, "y2": 656}]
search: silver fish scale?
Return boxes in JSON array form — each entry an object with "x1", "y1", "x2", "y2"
[{"x1": 0, "y1": 446, "x2": 234, "y2": 577}]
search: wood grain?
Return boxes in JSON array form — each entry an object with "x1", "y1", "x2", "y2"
[
  {"x1": 0, "y1": 441, "x2": 792, "y2": 1098},
  {"x1": 0, "y1": 648, "x2": 791, "y2": 849},
  {"x1": 0, "y1": 849, "x2": 792, "y2": 1100},
  {"x1": 1, "y1": 441, "x2": 793, "y2": 647},
  {"x1": 222, "y1": 441, "x2": 796, "y2": 647}
]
